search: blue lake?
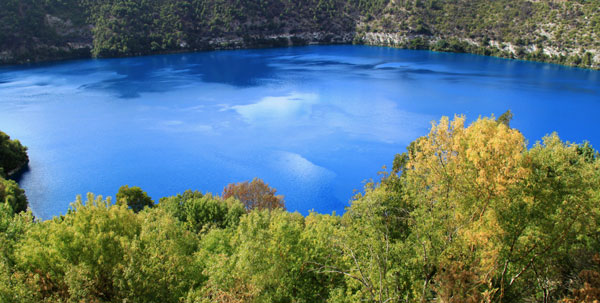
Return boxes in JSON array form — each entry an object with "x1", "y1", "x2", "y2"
[{"x1": 1, "y1": 45, "x2": 599, "y2": 220}]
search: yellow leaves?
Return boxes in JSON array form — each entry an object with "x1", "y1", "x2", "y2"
[
  {"x1": 405, "y1": 114, "x2": 532, "y2": 298},
  {"x1": 403, "y1": 113, "x2": 600, "y2": 301},
  {"x1": 462, "y1": 117, "x2": 526, "y2": 196},
  {"x1": 406, "y1": 114, "x2": 527, "y2": 219}
]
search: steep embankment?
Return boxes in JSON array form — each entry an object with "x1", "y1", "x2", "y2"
[
  {"x1": 0, "y1": 0, "x2": 598, "y2": 68},
  {"x1": 356, "y1": 0, "x2": 600, "y2": 68}
]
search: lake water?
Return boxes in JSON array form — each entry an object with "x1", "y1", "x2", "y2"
[{"x1": 1, "y1": 45, "x2": 599, "y2": 220}]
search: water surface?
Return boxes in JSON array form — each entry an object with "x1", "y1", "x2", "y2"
[{"x1": 1, "y1": 46, "x2": 599, "y2": 219}]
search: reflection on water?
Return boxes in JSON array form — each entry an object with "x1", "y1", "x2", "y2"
[{"x1": 0, "y1": 45, "x2": 599, "y2": 219}]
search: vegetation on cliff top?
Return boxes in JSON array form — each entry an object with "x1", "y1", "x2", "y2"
[
  {"x1": 1, "y1": 113, "x2": 600, "y2": 302},
  {"x1": 0, "y1": 0, "x2": 598, "y2": 68},
  {"x1": 0, "y1": 131, "x2": 29, "y2": 214},
  {"x1": 0, "y1": 131, "x2": 28, "y2": 179}
]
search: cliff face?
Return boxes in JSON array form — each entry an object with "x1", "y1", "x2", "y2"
[{"x1": 0, "y1": 0, "x2": 598, "y2": 68}]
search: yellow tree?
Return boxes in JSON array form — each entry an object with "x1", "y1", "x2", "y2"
[{"x1": 403, "y1": 115, "x2": 528, "y2": 302}]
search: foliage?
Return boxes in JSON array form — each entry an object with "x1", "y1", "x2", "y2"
[
  {"x1": 116, "y1": 185, "x2": 153, "y2": 213},
  {"x1": 0, "y1": 131, "x2": 29, "y2": 178},
  {"x1": 401, "y1": 115, "x2": 600, "y2": 302},
  {"x1": 0, "y1": 204, "x2": 34, "y2": 302},
  {"x1": 0, "y1": 131, "x2": 29, "y2": 214},
  {"x1": 1, "y1": 114, "x2": 600, "y2": 302},
  {"x1": 562, "y1": 254, "x2": 600, "y2": 303},
  {"x1": 13, "y1": 193, "x2": 202, "y2": 302},
  {"x1": 1, "y1": 0, "x2": 599, "y2": 68},
  {"x1": 222, "y1": 178, "x2": 285, "y2": 211},
  {"x1": 0, "y1": 177, "x2": 28, "y2": 214},
  {"x1": 159, "y1": 190, "x2": 245, "y2": 234},
  {"x1": 497, "y1": 110, "x2": 514, "y2": 128},
  {"x1": 357, "y1": 0, "x2": 600, "y2": 68},
  {"x1": 199, "y1": 209, "x2": 343, "y2": 302}
]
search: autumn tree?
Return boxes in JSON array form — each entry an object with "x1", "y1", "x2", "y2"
[
  {"x1": 222, "y1": 178, "x2": 285, "y2": 211},
  {"x1": 399, "y1": 115, "x2": 527, "y2": 301},
  {"x1": 400, "y1": 115, "x2": 600, "y2": 302}
]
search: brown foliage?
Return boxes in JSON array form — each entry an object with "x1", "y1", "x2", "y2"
[
  {"x1": 26, "y1": 269, "x2": 70, "y2": 302},
  {"x1": 205, "y1": 279, "x2": 259, "y2": 303},
  {"x1": 222, "y1": 178, "x2": 285, "y2": 211},
  {"x1": 435, "y1": 259, "x2": 495, "y2": 303},
  {"x1": 563, "y1": 254, "x2": 600, "y2": 303}
]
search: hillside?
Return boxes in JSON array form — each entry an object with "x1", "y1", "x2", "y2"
[{"x1": 0, "y1": 0, "x2": 598, "y2": 68}]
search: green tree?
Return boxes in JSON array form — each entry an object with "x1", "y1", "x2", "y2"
[
  {"x1": 497, "y1": 109, "x2": 514, "y2": 128},
  {"x1": 0, "y1": 178, "x2": 28, "y2": 214},
  {"x1": 14, "y1": 193, "x2": 204, "y2": 302},
  {"x1": 0, "y1": 131, "x2": 28, "y2": 178},
  {"x1": 116, "y1": 185, "x2": 153, "y2": 213},
  {"x1": 159, "y1": 190, "x2": 245, "y2": 234},
  {"x1": 15, "y1": 194, "x2": 139, "y2": 302},
  {"x1": 200, "y1": 209, "x2": 336, "y2": 302},
  {"x1": 117, "y1": 206, "x2": 202, "y2": 303},
  {"x1": 321, "y1": 177, "x2": 415, "y2": 303},
  {"x1": 0, "y1": 203, "x2": 35, "y2": 302}
]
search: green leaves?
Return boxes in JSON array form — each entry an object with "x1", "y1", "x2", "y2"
[
  {"x1": 0, "y1": 130, "x2": 29, "y2": 179},
  {"x1": 116, "y1": 185, "x2": 153, "y2": 213},
  {"x1": 0, "y1": 178, "x2": 28, "y2": 214},
  {"x1": 12, "y1": 193, "x2": 206, "y2": 302},
  {"x1": 159, "y1": 190, "x2": 245, "y2": 234},
  {"x1": 1, "y1": 114, "x2": 600, "y2": 302}
]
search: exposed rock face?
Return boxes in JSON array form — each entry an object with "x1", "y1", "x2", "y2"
[
  {"x1": 203, "y1": 32, "x2": 355, "y2": 49},
  {"x1": 358, "y1": 32, "x2": 599, "y2": 69}
]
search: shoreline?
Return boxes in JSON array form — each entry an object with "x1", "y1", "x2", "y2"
[{"x1": 1, "y1": 31, "x2": 598, "y2": 70}]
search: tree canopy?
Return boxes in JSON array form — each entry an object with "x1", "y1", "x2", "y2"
[
  {"x1": 0, "y1": 131, "x2": 29, "y2": 215},
  {"x1": 222, "y1": 178, "x2": 285, "y2": 212},
  {"x1": 116, "y1": 185, "x2": 153, "y2": 213},
  {"x1": 1, "y1": 114, "x2": 599, "y2": 302},
  {"x1": 0, "y1": 130, "x2": 28, "y2": 178}
]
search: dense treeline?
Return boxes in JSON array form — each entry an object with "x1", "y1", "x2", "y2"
[
  {"x1": 1, "y1": 114, "x2": 600, "y2": 302},
  {"x1": 0, "y1": 0, "x2": 91, "y2": 63},
  {"x1": 82, "y1": 0, "x2": 358, "y2": 58},
  {"x1": 0, "y1": 0, "x2": 598, "y2": 68}
]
